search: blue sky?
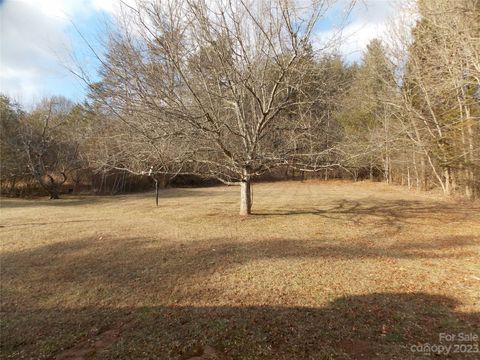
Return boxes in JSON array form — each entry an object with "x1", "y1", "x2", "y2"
[{"x1": 0, "y1": 0, "x2": 397, "y2": 108}]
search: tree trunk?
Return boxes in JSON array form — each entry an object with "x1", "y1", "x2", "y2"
[
  {"x1": 466, "y1": 117, "x2": 476, "y2": 200},
  {"x1": 420, "y1": 155, "x2": 427, "y2": 190},
  {"x1": 443, "y1": 167, "x2": 452, "y2": 195},
  {"x1": 407, "y1": 166, "x2": 411, "y2": 189},
  {"x1": 451, "y1": 170, "x2": 457, "y2": 194},
  {"x1": 49, "y1": 189, "x2": 60, "y2": 199},
  {"x1": 239, "y1": 179, "x2": 252, "y2": 216},
  {"x1": 413, "y1": 151, "x2": 420, "y2": 190},
  {"x1": 34, "y1": 172, "x2": 61, "y2": 199},
  {"x1": 9, "y1": 177, "x2": 17, "y2": 195},
  {"x1": 384, "y1": 155, "x2": 391, "y2": 184}
]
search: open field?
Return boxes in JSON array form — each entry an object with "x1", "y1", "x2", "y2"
[{"x1": 1, "y1": 181, "x2": 479, "y2": 359}]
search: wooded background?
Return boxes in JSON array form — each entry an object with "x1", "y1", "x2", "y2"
[{"x1": 1, "y1": 0, "x2": 478, "y2": 211}]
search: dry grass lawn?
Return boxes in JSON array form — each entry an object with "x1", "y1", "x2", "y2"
[{"x1": 1, "y1": 181, "x2": 479, "y2": 359}]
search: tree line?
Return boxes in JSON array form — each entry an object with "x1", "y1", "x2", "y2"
[{"x1": 1, "y1": 0, "x2": 478, "y2": 213}]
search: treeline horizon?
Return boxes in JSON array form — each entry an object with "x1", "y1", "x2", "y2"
[{"x1": 1, "y1": 0, "x2": 478, "y2": 211}]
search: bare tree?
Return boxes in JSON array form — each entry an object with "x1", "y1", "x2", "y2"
[
  {"x1": 87, "y1": 0, "x2": 349, "y2": 214},
  {"x1": 19, "y1": 97, "x2": 83, "y2": 199}
]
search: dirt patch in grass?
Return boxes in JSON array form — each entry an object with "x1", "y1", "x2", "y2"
[
  {"x1": 1, "y1": 181, "x2": 479, "y2": 359},
  {"x1": 54, "y1": 321, "x2": 125, "y2": 360}
]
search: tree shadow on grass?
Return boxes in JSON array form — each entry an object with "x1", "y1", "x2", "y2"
[
  {"x1": 2, "y1": 293, "x2": 478, "y2": 359},
  {"x1": 2, "y1": 233, "x2": 476, "y2": 353},
  {"x1": 1, "y1": 235, "x2": 477, "y2": 308},
  {"x1": 2, "y1": 234, "x2": 479, "y2": 358},
  {"x1": 254, "y1": 198, "x2": 480, "y2": 230}
]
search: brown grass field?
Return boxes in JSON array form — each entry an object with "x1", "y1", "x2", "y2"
[{"x1": 1, "y1": 181, "x2": 479, "y2": 359}]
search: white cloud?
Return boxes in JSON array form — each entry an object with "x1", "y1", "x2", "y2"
[
  {"x1": 337, "y1": 20, "x2": 390, "y2": 61},
  {"x1": 315, "y1": 0, "x2": 400, "y2": 62},
  {"x1": 90, "y1": 0, "x2": 124, "y2": 15},
  {"x1": 0, "y1": 0, "x2": 107, "y2": 106}
]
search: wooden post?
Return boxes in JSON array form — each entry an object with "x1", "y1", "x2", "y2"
[{"x1": 155, "y1": 178, "x2": 159, "y2": 207}]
